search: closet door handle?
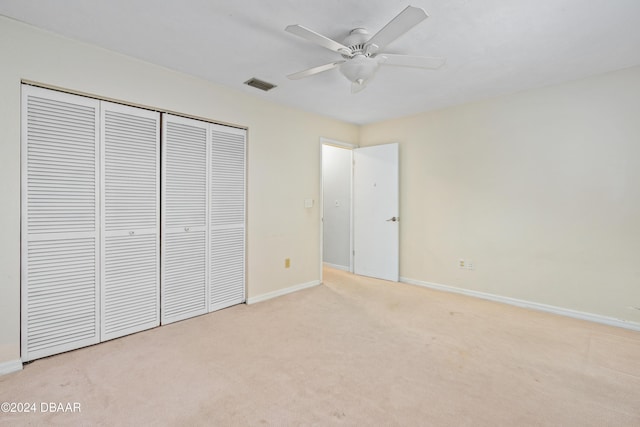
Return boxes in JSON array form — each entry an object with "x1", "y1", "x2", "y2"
[{"x1": 184, "y1": 227, "x2": 190, "y2": 232}]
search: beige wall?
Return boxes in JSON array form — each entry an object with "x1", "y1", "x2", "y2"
[
  {"x1": 360, "y1": 66, "x2": 640, "y2": 323},
  {"x1": 0, "y1": 17, "x2": 358, "y2": 364}
]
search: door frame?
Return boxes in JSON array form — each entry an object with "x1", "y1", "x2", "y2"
[{"x1": 319, "y1": 137, "x2": 358, "y2": 283}]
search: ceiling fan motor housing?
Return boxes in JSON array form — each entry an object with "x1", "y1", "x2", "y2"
[{"x1": 342, "y1": 28, "x2": 371, "y2": 57}]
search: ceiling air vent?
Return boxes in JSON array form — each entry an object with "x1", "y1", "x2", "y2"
[{"x1": 244, "y1": 78, "x2": 277, "y2": 92}]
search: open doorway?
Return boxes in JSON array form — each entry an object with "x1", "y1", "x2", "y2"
[
  {"x1": 320, "y1": 139, "x2": 356, "y2": 277},
  {"x1": 320, "y1": 139, "x2": 400, "y2": 283}
]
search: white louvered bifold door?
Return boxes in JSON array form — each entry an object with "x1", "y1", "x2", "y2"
[
  {"x1": 21, "y1": 86, "x2": 100, "y2": 362},
  {"x1": 101, "y1": 102, "x2": 160, "y2": 341},
  {"x1": 209, "y1": 124, "x2": 246, "y2": 311},
  {"x1": 161, "y1": 114, "x2": 209, "y2": 324}
]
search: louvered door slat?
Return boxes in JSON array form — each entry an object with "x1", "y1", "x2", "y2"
[
  {"x1": 161, "y1": 114, "x2": 209, "y2": 324},
  {"x1": 209, "y1": 124, "x2": 246, "y2": 311},
  {"x1": 101, "y1": 102, "x2": 160, "y2": 341},
  {"x1": 21, "y1": 86, "x2": 100, "y2": 362}
]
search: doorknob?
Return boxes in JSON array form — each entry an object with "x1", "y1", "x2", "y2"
[{"x1": 386, "y1": 216, "x2": 399, "y2": 222}]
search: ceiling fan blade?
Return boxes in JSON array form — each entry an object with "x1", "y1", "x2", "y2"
[
  {"x1": 379, "y1": 54, "x2": 446, "y2": 69},
  {"x1": 287, "y1": 61, "x2": 345, "y2": 80},
  {"x1": 365, "y1": 6, "x2": 428, "y2": 53},
  {"x1": 285, "y1": 25, "x2": 353, "y2": 56}
]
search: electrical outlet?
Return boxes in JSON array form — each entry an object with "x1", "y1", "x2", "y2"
[
  {"x1": 285, "y1": 258, "x2": 290, "y2": 269},
  {"x1": 459, "y1": 259, "x2": 465, "y2": 268}
]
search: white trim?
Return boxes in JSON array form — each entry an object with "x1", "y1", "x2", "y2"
[
  {"x1": 0, "y1": 359, "x2": 23, "y2": 376},
  {"x1": 400, "y1": 277, "x2": 640, "y2": 332},
  {"x1": 320, "y1": 137, "x2": 358, "y2": 150},
  {"x1": 348, "y1": 148, "x2": 354, "y2": 274},
  {"x1": 319, "y1": 141, "x2": 324, "y2": 284},
  {"x1": 323, "y1": 262, "x2": 350, "y2": 272},
  {"x1": 246, "y1": 280, "x2": 321, "y2": 305}
]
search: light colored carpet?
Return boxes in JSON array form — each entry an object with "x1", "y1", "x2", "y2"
[{"x1": 1, "y1": 267, "x2": 639, "y2": 426}]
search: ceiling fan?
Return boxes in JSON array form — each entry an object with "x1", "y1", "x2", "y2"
[{"x1": 285, "y1": 5, "x2": 445, "y2": 93}]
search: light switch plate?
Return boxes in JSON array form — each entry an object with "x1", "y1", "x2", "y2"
[{"x1": 304, "y1": 198, "x2": 314, "y2": 208}]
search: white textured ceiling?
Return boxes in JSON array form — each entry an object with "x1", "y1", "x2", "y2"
[{"x1": 2, "y1": 0, "x2": 640, "y2": 124}]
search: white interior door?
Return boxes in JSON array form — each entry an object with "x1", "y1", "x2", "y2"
[
  {"x1": 353, "y1": 143, "x2": 399, "y2": 281},
  {"x1": 161, "y1": 114, "x2": 209, "y2": 324},
  {"x1": 209, "y1": 124, "x2": 246, "y2": 311},
  {"x1": 21, "y1": 86, "x2": 101, "y2": 362},
  {"x1": 101, "y1": 102, "x2": 160, "y2": 340}
]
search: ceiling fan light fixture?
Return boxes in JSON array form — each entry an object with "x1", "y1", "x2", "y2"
[{"x1": 339, "y1": 55, "x2": 379, "y2": 84}]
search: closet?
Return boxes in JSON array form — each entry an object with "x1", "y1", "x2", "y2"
[{"x1": 21, "y1": 85, "x2": 246, "y2": 362}]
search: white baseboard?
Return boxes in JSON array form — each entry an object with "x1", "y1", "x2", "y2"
[
  {"x1": 247, "y1": 280, "x2": 321, "y2": 305},
  {"x1": 400, "y1": 276, "x2": 640, "y2": 332},
  {"x1": 323, "y1": 262, "x2": 350, "y2": 272},
  {"x1": 0, "y1": 359, "x2": 23, "y2": 376}
]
